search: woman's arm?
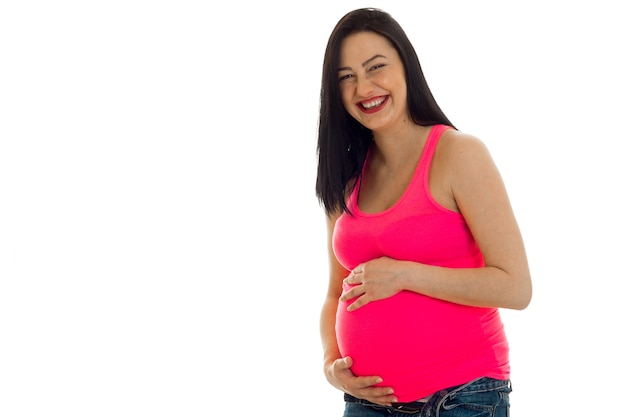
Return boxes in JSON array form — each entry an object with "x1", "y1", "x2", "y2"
[
  {"x1": 319, "y1": 212, "x2": 346, "y2": 372},
  {"x1": 342, "y1": 131, "x2": 532, "y2": 311}
]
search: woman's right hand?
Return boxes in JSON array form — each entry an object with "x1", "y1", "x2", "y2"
[{"x1": 325, "y1": 356, "x2": 398, "y2": 406}]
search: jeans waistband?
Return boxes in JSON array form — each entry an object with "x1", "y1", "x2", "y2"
[
  {"x1": 344, "y1": 393, "x2": 426, "y2": 413},
  {"x1": 344, "y1": 377, "x2": 511, "y2": 415}
]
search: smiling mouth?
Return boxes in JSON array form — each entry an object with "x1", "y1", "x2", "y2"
[{"x1": 359, "y1": 96, "x2": 388, "y2": 111}]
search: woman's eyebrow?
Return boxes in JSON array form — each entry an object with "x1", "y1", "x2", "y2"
[
  {"x1": 338, "y1": 54, "x2": 388, "y2": 72},
  {"x1": 361, "y1": 54, "x2": 387, "y2": 67}
]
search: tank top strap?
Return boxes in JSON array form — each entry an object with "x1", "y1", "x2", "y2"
[{"x1": 416, "y1": 124, "x2": 452, "y2": 180}]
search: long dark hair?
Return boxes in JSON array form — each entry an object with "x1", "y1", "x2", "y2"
[{"x1": 315, "y1": 8, "x2": 455, "y2": 215}]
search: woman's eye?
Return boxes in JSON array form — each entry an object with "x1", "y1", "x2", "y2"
[
  {"x1": 370, "y1": 63, "x2": 385, "y2": 71},
  {"x1": 339, "y1": 74, "x2": 354, "y2": 82}
]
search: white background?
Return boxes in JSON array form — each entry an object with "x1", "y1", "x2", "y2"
[{"x1": 1, "y1": 1, "x2": 624, "y2": 416}]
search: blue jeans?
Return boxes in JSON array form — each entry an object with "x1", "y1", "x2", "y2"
[{"x1": 342, "y1": 377, "x2": 511, "y2": 417}]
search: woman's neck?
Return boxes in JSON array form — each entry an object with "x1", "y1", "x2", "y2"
[{"x1": 370, "y1": 123, "x2": 430, "y2": 170}]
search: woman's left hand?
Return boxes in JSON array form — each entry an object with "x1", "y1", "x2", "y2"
[{"x1": 340, "y1": 257, "x2": 405, "y2": 311}]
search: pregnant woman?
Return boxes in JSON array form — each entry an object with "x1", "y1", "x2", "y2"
[{"x1": 315, "y1": 8, "x2": 532, "y2": 417}]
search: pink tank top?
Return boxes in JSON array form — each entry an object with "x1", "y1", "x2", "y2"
[{"x1": 333, "y1": 125, "x2": 509, "y2": 402}]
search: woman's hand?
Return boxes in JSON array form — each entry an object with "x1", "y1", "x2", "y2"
[
  {"x1": 325, "y1": 356, "x2": 397, "y2": 406},
  {"x1": 340, "y1": 256, "x2": 404, "y2": 311}
]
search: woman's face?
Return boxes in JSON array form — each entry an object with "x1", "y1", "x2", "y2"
[{"x1": 338, "y1": 31, "x2": 408, "y2": 133}]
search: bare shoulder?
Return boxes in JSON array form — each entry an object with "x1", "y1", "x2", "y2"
[
  {"x1": 438, "y1": 129, "x2": 491, "y2": 161},
  {"x1": 433, "y1": 129, "x2": 493, "y2": 175},
  {"x1": 430, "y1": 129, "x2": 500, "y2": 212}
]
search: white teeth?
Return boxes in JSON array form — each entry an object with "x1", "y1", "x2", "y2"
[{"x1": 362, "y1": 97, "x2": 385, "y2": 109}]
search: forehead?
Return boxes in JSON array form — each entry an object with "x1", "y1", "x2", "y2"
[{"x1": 339, "y1": 31, "x2": 397, "y2": 64}]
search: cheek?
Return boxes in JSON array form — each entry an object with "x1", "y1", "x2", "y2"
[{"x1": 340, "y1": 92, "x2": 358, "y2": 118}]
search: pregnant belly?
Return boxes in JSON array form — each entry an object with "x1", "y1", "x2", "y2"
[{"x1": 336, "y1": 287, "x2": 485, "y2": 400}]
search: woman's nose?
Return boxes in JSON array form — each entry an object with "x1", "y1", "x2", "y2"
[{"x1": 356, "y1": 77, "x2": 374, "y2": 97}]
